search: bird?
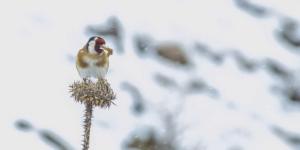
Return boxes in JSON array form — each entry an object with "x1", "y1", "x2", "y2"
[{"x1": 76, "y1": 36, "x2": 113, "y2": 81}]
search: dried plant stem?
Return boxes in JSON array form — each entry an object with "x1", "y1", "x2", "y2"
[
  {"x1": 82, "y1": 102, "x2": 93, "y2": 150},
  {"x1": 70, "y1": 79, "x2": 116, "y2": 149}
]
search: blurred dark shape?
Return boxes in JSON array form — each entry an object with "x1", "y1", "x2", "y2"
[
  {"x1": 125, "y1": 114, "x2": 179, "y2": 150},
  {"x1": 121, "y1": 82, "x2": 145, "y2": 115},
  {"x1": 38, "y1": 130, "x2": 72, "y2": 150},
  {"x1": 185, "y1": 79, "x2": 219, "y2": 97},
  {"x1": 15, "y1": 119, "x2": 34, "y2": 131},
  {"x1": 154, "y1": 73, "x2": 178, "y2": 88},
  {"x1": 124, "y1": 97, "x2": 191, "y2": 150},
  {"x1": 234, "y1": 0, "x2": 270, "y2": 17},
  {"x1": 160, "y1": 113, "x2": 180, "y2": 150},
  {"x1": 86, "y1": 16, "x2": 124, "y2": 53},
  {"x1": 276, "y1": 19, "x2": 300, "y2": 48},
  {"x1": 187, "y1": 79, "x2": 207, "y2": 91},
  {"x1": 194, "y1": 42, "x2": 209, "y2": 53},
  {"x1": 211, "y1": 53, "x2": 225, "y2": 65},
  {"x1": 231, "y1": 51, "x2": 259, "y2": 72},
  {"x1": 195, "y1": 42, "x2": 294, "y2": 81},
  {"x1": 133, "y1": 34, "x2": 153, "y2": 55},
  {"x1": 15, "y1": 119, "x2": 73, "y2": 150},
  {"x1": 285, "y1": 86, "x2": 300, "y2": 103},
  {"x1": 264, "y1": 59, "x2": 291, "y2": 80},
  {"x1": 272, "y1": 126, "x2": 300, "y2": 148},
  {"x1": 125, "y1": 129, "x2": 160, "y2": 150},
  {"x1": 155, "y1": 43, "x2": 190, "y2": 66},
  {"x1": 195, "y1": 43, "x2": 224, "y2": 64}
]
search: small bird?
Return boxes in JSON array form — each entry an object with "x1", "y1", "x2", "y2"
[{"x1": 76, "y1": 36, "x2": 113, "y2": 80}]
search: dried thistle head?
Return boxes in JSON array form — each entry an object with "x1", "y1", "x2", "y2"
[{"x1": 69, "y1": 78, "x2": 116, "y2": 108}]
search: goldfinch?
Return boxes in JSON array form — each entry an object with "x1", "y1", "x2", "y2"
[{"x1": 76, "y1": 36, "x2": 113, "y2": 80}]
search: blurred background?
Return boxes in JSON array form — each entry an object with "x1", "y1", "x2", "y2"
[{"x1": 1, "y1": 0, "x2": 300, "y2": 149}]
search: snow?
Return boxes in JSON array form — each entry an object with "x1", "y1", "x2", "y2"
[{"x1": 0, "y1": 0, "x2": 300, "y2": 149}]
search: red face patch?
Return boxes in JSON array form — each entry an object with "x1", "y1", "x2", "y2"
[{"x1": 95, "y1": 37, "x2": 106, "y2": 45}]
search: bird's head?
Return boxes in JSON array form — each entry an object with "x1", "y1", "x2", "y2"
[{"x1": 86, "y1": 36, "x2": 106, "y2": 54}]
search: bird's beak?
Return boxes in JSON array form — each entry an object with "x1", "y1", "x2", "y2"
[{"x1": 101, "y1": 45, "x2": 113, "y2": 56}]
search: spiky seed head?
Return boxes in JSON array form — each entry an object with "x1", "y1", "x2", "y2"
[{"x1": 69, "y1": 79, "x2": 116, "y2": 108}]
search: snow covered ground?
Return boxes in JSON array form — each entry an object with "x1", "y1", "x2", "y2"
[{"x1": 0, "y1": 0, "x2": 300, "y2": 149}]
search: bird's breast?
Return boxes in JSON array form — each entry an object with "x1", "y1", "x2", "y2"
[
  {"x1": 76, "y1": 49, "x2": 109, "y2": 79},
  {"x1": 77, "y1": 54, "x2": 108, "y2": 68},
  {"x1": 76, "y1": 56, "x2": 109, "y2": 79},
  {"x1": 85, "y1": 57, "x2": 98, "y2": 66}
]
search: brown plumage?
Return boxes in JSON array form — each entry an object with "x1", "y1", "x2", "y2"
[{"x1": 76, "y1": 37, "x2": 113, "y2": 79}]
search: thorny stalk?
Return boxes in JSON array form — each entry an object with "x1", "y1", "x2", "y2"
[
  {"x1": 82, "y1": 102, "x2": 93, "y2": 150},
  {"x1": 69, "y1": 79, "x2": 116, "y2": 150}
]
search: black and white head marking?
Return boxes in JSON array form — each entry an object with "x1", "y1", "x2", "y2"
[
  {"x1": 87, "y1": 36, "x2": 98, "y2": 54},
  {"x1": 86, "y1": 36, "x2": 106, "y2": 54}
]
